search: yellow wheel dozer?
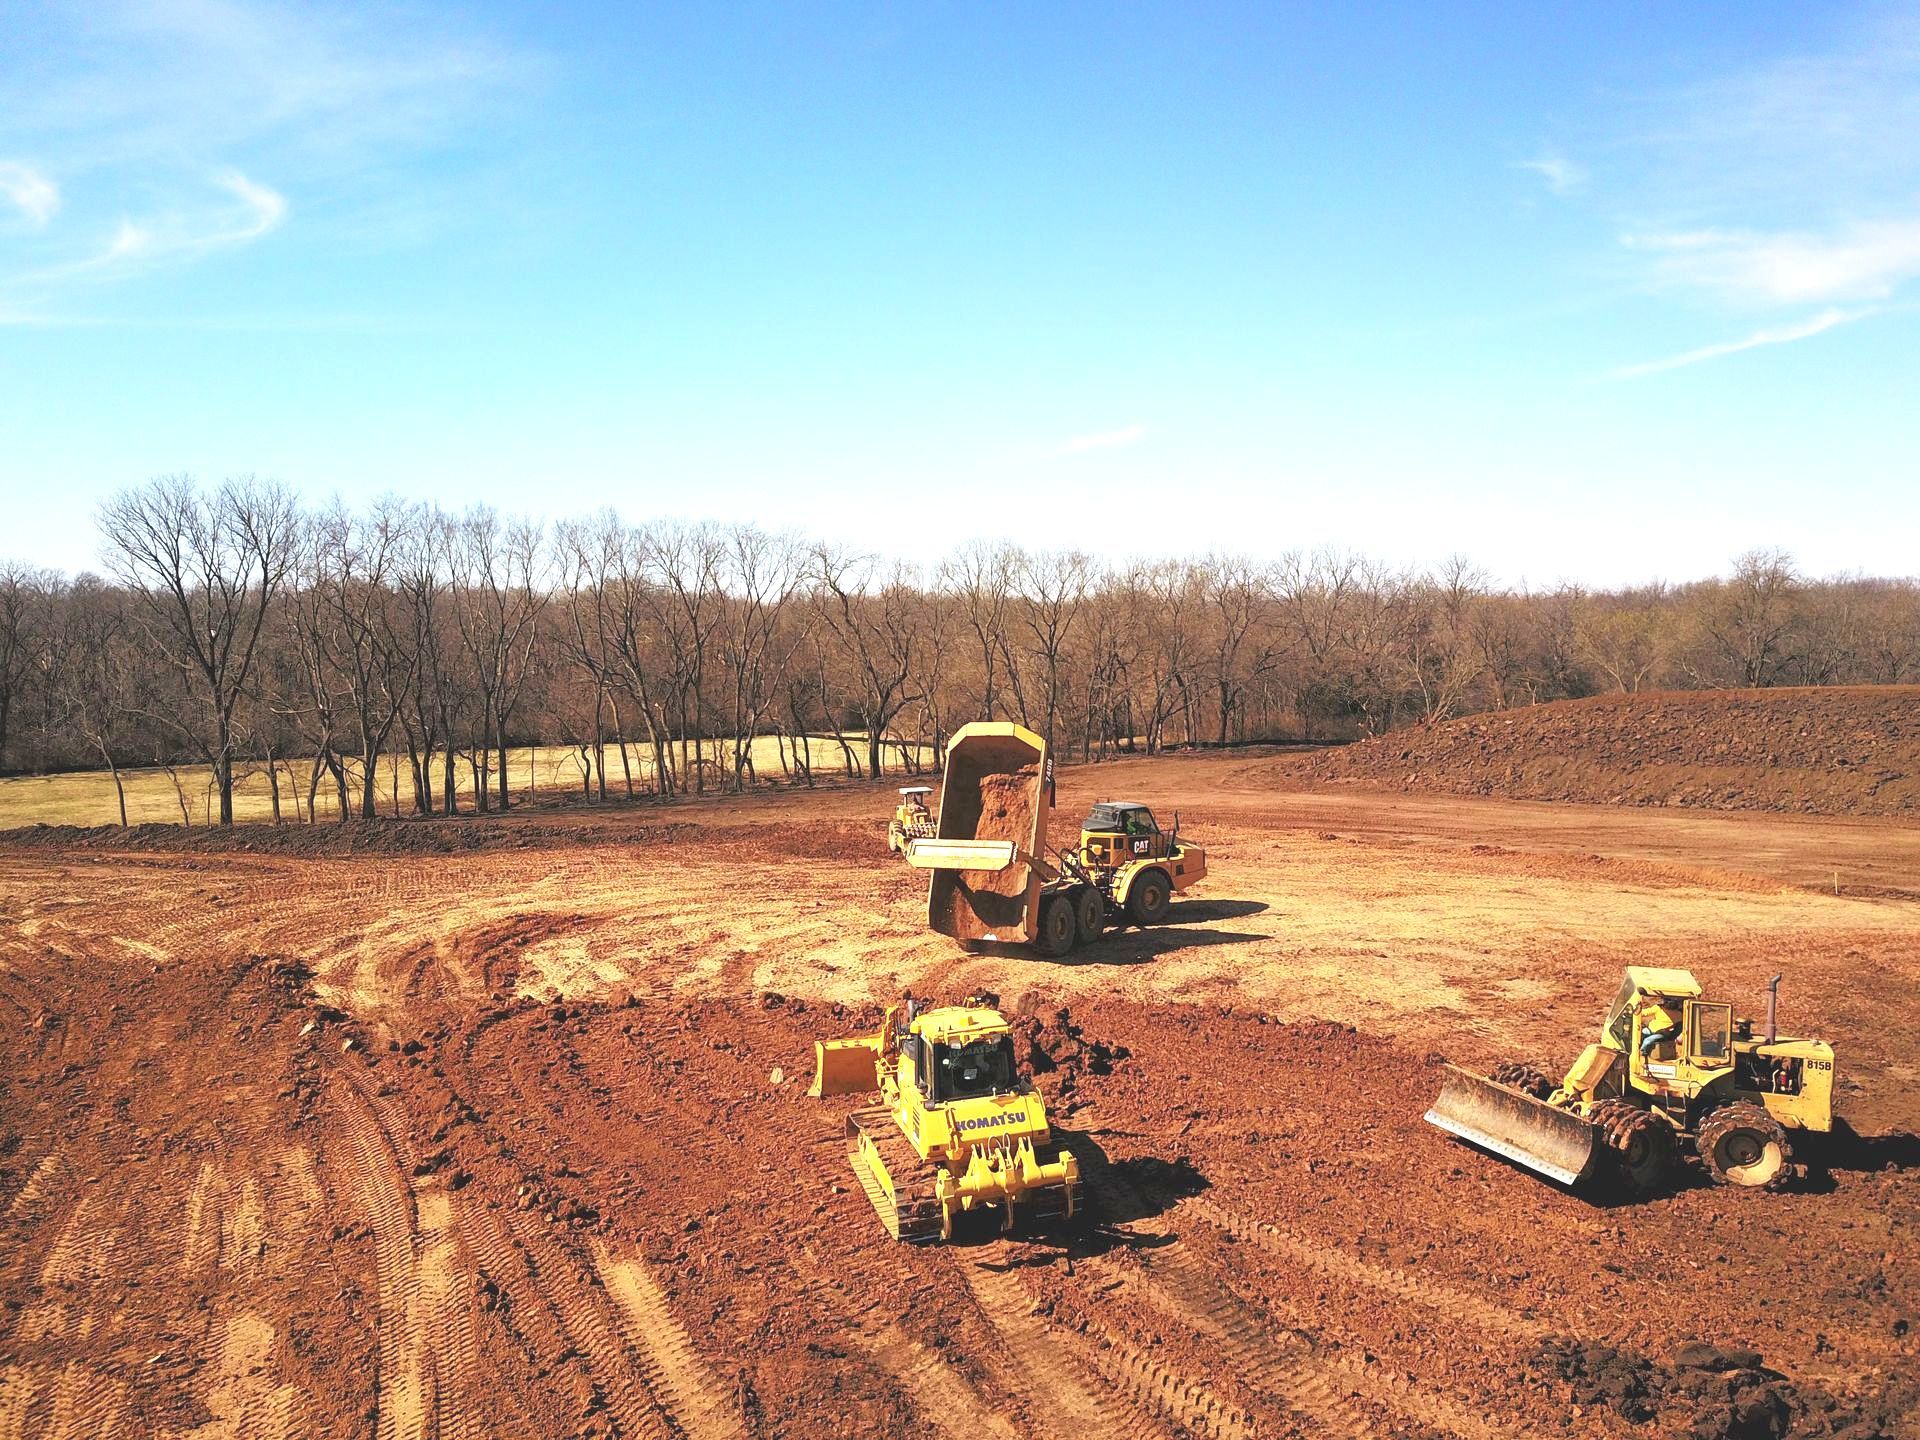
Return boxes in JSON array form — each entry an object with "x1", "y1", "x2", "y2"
[
  {"x1": 809, "y1": 998, "x2": 1080, "y2": 1241},
  {"x1": 1428, "y1": 969, "x2": 1835, "y2": 1197}
]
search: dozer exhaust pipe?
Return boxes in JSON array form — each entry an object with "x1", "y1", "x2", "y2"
[
  {"x1": 1765, "y1": 974, "x2": 1781, "y2": 1044},
  {"x1": 1425, "y1": 1064, "x2": 1602, "y2": 1188}
]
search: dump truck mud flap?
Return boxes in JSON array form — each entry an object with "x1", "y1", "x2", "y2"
[
  {"x1": 1425, "y1": 1064, "x2": 1602, "y2": 1187},
  {"x1": 810, "y1": 1037, "x2": 883, "y2": 1097}
]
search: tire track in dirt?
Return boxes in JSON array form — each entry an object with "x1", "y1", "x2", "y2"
[
  {"x1": 590, "y1": 1237, "x2": 745, "y2": 1440},
  {"x1": 1098, "y1": 1242, "x2": 1525, "y2": 1440},
  {"x1": 328, "y1": 1069, "x2": 438, "y2": 1440},
  {"x1": 854, "y1": 1323, "x2": 1023, "y2": 1440},
  {"x1": 956, "y1": 1257, "x2": 1171, "y2": 1440},
  {"x1": 499, "y1": 1209, "x2": 692, "y2": 1440},
  {"x1": 201, "y1": 1311, "x2": 300, "y2": 1440},
  {"x1": 1184, "y1": 1195, "x2": 1549, "y2": 1342},
  {"x1": 1086, "y1": 1156, "x2": 1530, "y2": 1440}
]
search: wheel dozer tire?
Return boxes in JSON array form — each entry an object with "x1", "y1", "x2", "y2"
[
  {"x1": 1697, "y1": 1102, "x2": 1791, "y2": 1190},
  {"x1": 1070, "y1": 885, "x2": 1104, "y2": 946},
  {"x1": 1126, "y1": 869, "x2": 1171, "y2": 926},
  {"x1": 1489, "y1": 1062, "x2": 1555, "y2": 1100},
  {"x1": 1037, "y1": 894, "x2": 1077, "y2": 957},
  {"x1": 1588, "y1": 1098, "x2": 1675, "y2": 1195}
]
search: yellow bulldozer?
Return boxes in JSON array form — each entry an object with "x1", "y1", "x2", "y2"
[
  {"x1": 903, "y1": 720, "x2": 1206, "y2": 956},
  {"x1": 1427, "y1": 967, "x2": 1835, "y2": 1195},
  {"x1": 886, "y1": 785, "x2": 937, "y2": 855},
  {"x1": 810, "y1": 996, "x2": 1081, "y2": 1241}
]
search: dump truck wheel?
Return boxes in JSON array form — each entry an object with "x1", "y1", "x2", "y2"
[
  {"x1": 1071, "y1": 886, "x2": 1105, "y2": 945},
  {"x1": 1589, "y1": 1099, "x2": 1674, "y2": 1195},
  {"x1": 1037, "y1": 895, "x2": 1077, "y2": 957},
  {"x1": 1698, "y1": 1103, "x2": 1791, "y2": 1190},
  {"x1": 1489, "y1": 1062, "x2": 1555, "y2": 1101},
  {"x1": 1126, "y1": 869, "x2": 1172, "y2": 925}
]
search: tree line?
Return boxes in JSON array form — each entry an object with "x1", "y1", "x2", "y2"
[{"x1": 0, "y1": 475, "x2": 1916, "y2": 826}]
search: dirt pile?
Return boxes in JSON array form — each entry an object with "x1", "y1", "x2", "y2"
[
  {"x1": 1287, "y1": 687, "x2": 1920, "y2": 816},
  {"x1": 1008, "y1": 1002, "x2": 1132, "y2": 1100},
  {"x1": 1527, "y1": 1338, "x2": 1908, "y2": 1440}
]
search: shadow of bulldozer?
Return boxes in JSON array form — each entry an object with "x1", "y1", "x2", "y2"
[{"x1": 943, "y1": 1125, "x2": 1208, "y2": 1257}]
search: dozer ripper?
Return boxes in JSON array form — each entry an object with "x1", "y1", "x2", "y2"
[
  {"x1": 1427, "y1": 967, "x2": 1836, "y2": 1195},
  {"x1": 886, "y1": 786, "x2": 937, "y2": 856},
  {"x1": 903, "y1": 720, "x2": 1206, "y2": 956},
  {"x1": 809, "y1": 997, "x2": 1081, "y2": 1241}
]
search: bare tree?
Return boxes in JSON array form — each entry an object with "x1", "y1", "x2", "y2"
[
  {"x1": 98, "y1": 476, "x2": 298, "y2": 824},
  {"x1": 450, "y1": 507, "x2": 545, "y2": 811}
]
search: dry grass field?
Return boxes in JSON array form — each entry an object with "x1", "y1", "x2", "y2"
[
  {"x1": 0, "y1": 734, "x2": 930, "y2": 829},
  {"x1": 1, "y1": 732, "x2": 1916, "y2": 1439}
]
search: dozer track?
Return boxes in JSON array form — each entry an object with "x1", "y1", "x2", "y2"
[{"x1": 847, "y1": 1106, "x2": 944, "y2": 1243}]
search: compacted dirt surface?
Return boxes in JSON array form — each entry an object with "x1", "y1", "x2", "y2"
[
  {"x1": 3, "y1": 745, "x2": 1918, "y2": 1439},
  {"x1": 1289, "y1": 687, "x2": 1920, "y2": 818}
]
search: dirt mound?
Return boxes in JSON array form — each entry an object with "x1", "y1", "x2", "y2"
[
  {"x1": 1286, "y1": 687, "x2": 1920, "y2": 817},
  {"x1": 1526, "y1": 1337, "x2": 1910, "y2": 1439}
]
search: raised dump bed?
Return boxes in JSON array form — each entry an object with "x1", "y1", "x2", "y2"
[{"x1": 918, "y1": 722, "x2": 1053, "y2": 946}]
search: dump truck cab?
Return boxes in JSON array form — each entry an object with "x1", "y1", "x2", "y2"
[
  {"x1": 1077, "y1": 801, "x2": 1207, "y2": 923},
  {"x1": 1081, "y1": 802, "x2": 1169, "y2": 864}
]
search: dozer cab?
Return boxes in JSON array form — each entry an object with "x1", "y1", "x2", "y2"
[
  {"x1": 1427, "y1": 967, "x2": 1836, "y2": 1195},
  {"x1": 903, "y1": 721, "x2": 1205, "y2": 957},
  {"x1": 809, "y1": 996, "x2": 1081, "y2": 1241},
  {"x1": 887, "y1": 786, "x2": 937, "y2": 855}
]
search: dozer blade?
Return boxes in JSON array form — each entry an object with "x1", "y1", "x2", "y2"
[
  {"x1": 904, "y1": 838, "x2": 1018, "y2": 872},
  {"x1": 1425, "y1": 1064, "x2": 1602, "y2": 1187},
  {"x1": 810, "y1": 1037, "x2": 883, "y2": 1098}
]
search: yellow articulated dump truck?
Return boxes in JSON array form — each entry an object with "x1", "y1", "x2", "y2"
[
  {"x1": 810, "y1": 996, "x2": 1081, "y2": 1241},
  {"x1": 903, "y1": 721, "x2": 1205, "y2": 957}
]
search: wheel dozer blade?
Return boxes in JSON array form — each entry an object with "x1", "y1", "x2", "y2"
[
  {"x1": 1425, "y1": 1064, "x2": 1602, "y2": 1187},
  {"x1": 810, "y1": 1037, "x2": 883, "y2": 1098}
]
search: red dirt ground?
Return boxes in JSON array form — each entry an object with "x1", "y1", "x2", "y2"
[
  {"x1": 2, "y1": 740, "x2": 1917, "y2": 1439},
  {"x1": 1286, "y1": 687, "x2": 1920, "y2": 818}
]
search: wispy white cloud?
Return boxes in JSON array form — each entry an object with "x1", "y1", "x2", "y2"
[
  {"x1": 1621, "y1": 218, "x2": 1920, "y2": 306},
  {"x1": 1516, "y1": 148, "x2": 1586, "y2": 197},
  {"x1": 0, "y1": 161, "x2": 60, "y2": 225},
  {"x1": 1058, "y1": 424, "x2": 1148, "y2": 455},
  {"x1": 0, "y1": 1, "x2": 534, "y2": 322},
  {"x1": 1552, "y1": 11, "x2": 1920, "y2": 379},
  {"x1": 1613, "y1": 307, "x2": 1868, "y2": 379},
  {"x1": 16, "y1": 169, "x2": 287, "y2": 290}
]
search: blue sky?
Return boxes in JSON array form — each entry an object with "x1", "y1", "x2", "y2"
[{"x1": 2, "y1": 1, "x2": 1916, "y2": 585}]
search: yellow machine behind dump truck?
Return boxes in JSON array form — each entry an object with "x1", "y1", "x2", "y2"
[
  {"x1": 886, "y1": 786, "x2": 937, "y2": 855},
  {"x1": 810, "y1": 997, "x2": 1081, "y2": 1241},
  {"x1": 903, "y1": 721, "x2": 1206, "y2": 956},
  {"x1": 1427, "y1": 967, "x2": 1835, "y2": 1195}
]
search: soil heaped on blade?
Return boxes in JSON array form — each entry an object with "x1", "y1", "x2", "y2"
[{"x1": 2, "y1": 744, "x2": 1917, "y2": 1438}]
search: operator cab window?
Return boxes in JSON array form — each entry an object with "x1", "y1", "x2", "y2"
[
  {"x1": 934, "y1": 1036, "x2": 1017, "y2": 1101},
  {"x1": 1690, "y1": 1003, "x2": 1733, "y2": 1066},
  {"x1": 1126, "y1": 809, "x2": 1158, "y2": 836}
]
